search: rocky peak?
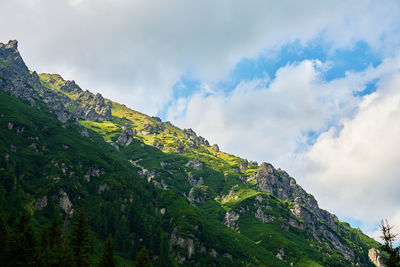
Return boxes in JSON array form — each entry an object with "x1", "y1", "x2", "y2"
[
  {"x1": 60, "y1": 80, "x2": 82, "y2": 94},
  {"x1": 256, "y1": 162, "x2": 335, "y2": 227},
  {"x1": 0, "y1": 40, "x2": 18, "y2": 54},
  {"x1": 5, "y1": 40, "x2": 18, "y2": 49}
]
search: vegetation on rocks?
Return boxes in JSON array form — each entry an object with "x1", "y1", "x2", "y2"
[{"x1": 0, "y1": 39, "x2": 383, "y2": 266}]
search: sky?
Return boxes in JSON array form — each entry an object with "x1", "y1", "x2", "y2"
[{"x1": 2, "y1": 0, "x2": 400, "y2": 241}]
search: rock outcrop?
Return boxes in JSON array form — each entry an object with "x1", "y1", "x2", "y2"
[
  {"x1": 0, "y1": 40, "x2": 113, "y2": 124},
  {"x1": 117, "y1": 127, "x2": 136, "y2": 146},
  {"x1": 187, "y1": 186, "x2": 210, "y2": 204},
  {"x1": 255, "y1": 162, "x2": 355, "y2": 260},
  {"x1": 185, "y1": 158, "x2": 203, "y2": 170},
  {"x1": 183, "y1": 128, "x2": 209, "y2": 146}
]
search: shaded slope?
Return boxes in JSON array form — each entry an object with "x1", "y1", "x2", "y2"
[{"x1": 0, "y1": 39, "x2": 381, "y2": 266}]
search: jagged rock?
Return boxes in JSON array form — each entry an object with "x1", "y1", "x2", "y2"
[
  {"x1": 60, "y1": 80, "x2": 82, "y2": 93},
  {"x1": 188, "y1": 186, "x2": 210, "y2": 204},
  {"x1": 183, "y1": 128, "x2": 209, "y2": 146},
  {"x1": 368, "y1": 248, "x2": 384, "y2": 267},
  {"x1": 175, "y1": 145, "x2": 185, "y2": 154},
  {"x1": 29, "y1": 143, "x2": 39, "y2": 153},
  {"x1": 83, "y1": 166, "x2": 105, "y2": 182},
  {"x1": 240, "y1": 160, "x2": 248, "y2": 171},
  {"x1": 152, "y1": 116, "x2": 162, "y2": 122},
  {"x1": 152, "y1": 179, "x2": 168, "y2": 190},
  {"x1": 224, "y1": 211, "x2": 240, "y2": 228},
  {"x1": 185, "y1": 158, "x2": 203, "y2": 170},
  {"x1": 255, "y1": 207, "x2": 274, "y2": 223},
  {"x1": 80, "y1": 127, "x2": 89, "y2": 137},
  {"x1": 10, "y1": 144, "x2": 16, "y2": 152},
  {"x1": 187, "y1": 174, "x2": 204, "y2": 187},
  {"x1": 58, "y1": 189, "x2": 73, "y2": 216},
  {"x1": 160, "y1": 161, "x2": 169, "y2": 168},
  {"x1": 249, "y1": 161, "x2": 258, "y2": 166},
  {"x1": 187, "y1": 140, "x2": 198, "y2": 149},
  {"x1": 256, "y1": 163, "x2": 321, "y2": 218},
  {"x1": 169, "y1": 227, "x2": 195, "y2": 261},
  {"x1": 164, "y1": 121, "x2": 174, "y2": 127},
  {"x1": 0, "y1": 40, "x2": 37, "y2": 105},
  {"x1": 137, "y1": 169, "x2": 156, "y2": 182},
  {"x1": 16, "y1": 126, "x2": 24, "y2": 134},
  {"x1": 160, "y1": 208, "x2": 166, "y2": 215},
  {"x1": 276, "y1": 248, "x2": 285, "y2": 261},
  {"x1": 35, "y1": 196, "x2": 47, "y2": 210},
  {"x1": 212, "y1": 144, "x2": 219, "y2": 152},
  {"x1": 98, "y1": 183, "x2": 109, "y2": 193},
  {"x1": 117, "y1": 127, "x2": 136, "y2": 146}
]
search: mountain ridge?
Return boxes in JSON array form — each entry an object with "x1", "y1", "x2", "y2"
[{"x1": 0, "y1": 39, "x2": 380, "y2": 266}]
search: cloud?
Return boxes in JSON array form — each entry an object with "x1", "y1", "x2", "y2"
[
  {"x1": 2, "y1": 0, "x2": 400, "y2": 238},
  {"x1": 168, "y1": 53, "x2": 400, "y2": 237},
  {"x1": 293, "y1": 55, "x2": 400, "y2": 233},
  {"x1": 1, "y1": 0, "x2": 400, "y2": 115},
  {"x1": 167, "y1": 60, "x2": 362, "y2": 165}
]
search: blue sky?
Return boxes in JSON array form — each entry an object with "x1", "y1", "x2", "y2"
[
  {"x1": 2, "y1": 0, "x2": 400, "y2": 240},
  {"x1": 162, "y1": 38, "x2": 383, "y2": 121}
]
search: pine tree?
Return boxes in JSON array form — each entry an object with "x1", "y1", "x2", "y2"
[
  {"x1": 39, "y1": 217, "x2": 73, "y2": 267},
  {"x1": 0, "y1": 214, "x2": 9, "y2": 264},
  {"x1": 8, "y1": 211, "x2": 37, "y2": 266},
  {"x1": 134, "y1": 247, "x2": 152, "y2": 267},
  {"x1": 97, "y1": 235, "x2": 117, "y2": 267},
  {"x1": 70, "y1": 209, "x2": 92, "y2": 267},
  {"x1": 380, "y1": 220, "x2": 400, "y2": 267}
]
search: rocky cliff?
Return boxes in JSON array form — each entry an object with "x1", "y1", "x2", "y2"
[{"x1": 0, "y1": 40, "x2": 381, "y2": 266}]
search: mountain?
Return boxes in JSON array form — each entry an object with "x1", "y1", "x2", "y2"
[{"x1": 0, "y1": 40, "x2": 381, "y2": 266}]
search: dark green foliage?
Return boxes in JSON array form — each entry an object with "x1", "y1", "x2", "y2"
[
  {"x1": 134, "y1": 247, "x2": 152, "y2": 267},
  {"x1": 380, "y1": 220, "x2": 400, "y2": 267},
  {"x1": 8, "y1": 211, "x2": 37, "y2": 267},
  {"x1": 70, "y1": 209, "x2": 93, "y2": 267},
  {"x1": 39, "y1": 217, "x2": 73, "y2": 267},
  {"x1": 0, "y1": 59, "x2": 383, "y2": 266},
  {"x1": 0, "y1": 214, "x2": 9, "y2": 264},
  {"x1": 98, "y1": 235, "x2": 117, "y2": 267}
]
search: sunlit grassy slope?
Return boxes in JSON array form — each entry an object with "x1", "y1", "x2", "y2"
[{"x1": 32, "y1": 73, "x2": 381, "y2": 266}]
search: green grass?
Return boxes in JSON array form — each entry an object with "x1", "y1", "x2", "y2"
[{"x1": 0, "y1": 67, "x2": 379, "y2": 266}]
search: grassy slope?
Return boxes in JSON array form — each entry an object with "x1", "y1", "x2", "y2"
[
  {"x1": 0, "y1": 90, "x2": 287, "y2": 266},
  {"x1": 34, "y1": 73, "x2": 381, "y2": 266}
]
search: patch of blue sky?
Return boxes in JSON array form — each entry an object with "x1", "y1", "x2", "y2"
[
  {"x1": 217, "y1": 38, "x2": 382, "y2": 95},
  {"x1": 340, "y1": 216, "x2": 363, "y2": 230},
  {"x1": 160, "y1": 37, "x2": 382, "y2": 120},
  {"x1": 353, "y1": 78, "x2": 379, "y2": 97}
]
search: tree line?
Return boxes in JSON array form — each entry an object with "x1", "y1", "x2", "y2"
[{"x1": 0, "y1": 209, "x2": 152, "y2": 267}]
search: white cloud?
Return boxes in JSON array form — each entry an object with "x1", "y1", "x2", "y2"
[
  {"x1": 167, "y1": 60, "x2": 361, "y2": 165},
  {"x1": 2, "y1": 0, "x2": 400, "y2": 238},
  {"x1": 1, "y1": 0, "x2": 400, "y2": 115},
  {"x1": 292, "y1": 55, "x2": 400, "y2": 233},
  {"x1": 168, "y1": 54, "x2": 400, "y2": 236}
]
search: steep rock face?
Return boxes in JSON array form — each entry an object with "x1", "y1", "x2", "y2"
[
  {"x1": 255, "y1": 162, "x2": 357, "y2": 260},
  {"x1": 0, "y1": 40, "x2": 41, "y2": 105},
  {"x1": 0, "y1": 40, "x2": 380, "y2": 266},
  {"x1": 117, "y1": 127, "x2": 136, "y2": 146},
  {"x1": 0, "y1": 41, "x2": 112, "y2": 124},
  {"x1": 183, "y1": 128, "x2": 209, "y2": 146},
  {"x1": 256, "y1": 163, "x2": 335, "y2": 226}
]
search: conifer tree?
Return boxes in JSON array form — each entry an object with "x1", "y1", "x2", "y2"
[
  {"x1": 134, "y1": 247, "x2": 152, "y2": 267},
  {"x1": 380, "y1": 220, "x2": 400, "y2": 267},
  {"x1": 70, "y1": 209, "x2": 92, "y2": 267},
  {"x1": 8, "y1": 211, "x2": 37, "y2": 266},
  {"x1": 0, "y1": 214, "x2": 9, "y2": 264},
  {"x1": 39, "y1": 217, "x2": 73, "y2": 267},
  {"x1": 97, "y1": 235, "x2": 117, "y2": 267}
]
